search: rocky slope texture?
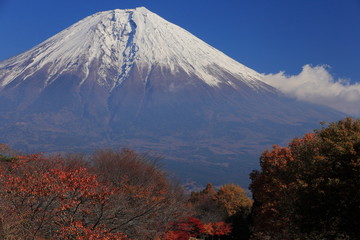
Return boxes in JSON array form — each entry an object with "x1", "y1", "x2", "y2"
[{"x1": 0, "y1": 7, "x2": 344, "y2": 186}]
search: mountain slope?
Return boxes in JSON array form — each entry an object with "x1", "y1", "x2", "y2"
[{"x1": 0, "y1": 7, "x2": 344, "y2": 187}]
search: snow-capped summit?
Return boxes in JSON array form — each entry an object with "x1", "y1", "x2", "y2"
[
  {"x1": 0, "y1": 7, "x2": 268, "y2": 92},
  {"x1": 0, "y1": 8, "x2": 344, "y2": 187}
]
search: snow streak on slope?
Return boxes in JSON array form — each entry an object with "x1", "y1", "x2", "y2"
[{"x1": 0, "y1": 7, "x2": 267, "y2": 91}]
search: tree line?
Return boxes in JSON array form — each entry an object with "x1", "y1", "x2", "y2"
[{"x1": 0, "y1": 117, "x2": 359, "y2": 239}]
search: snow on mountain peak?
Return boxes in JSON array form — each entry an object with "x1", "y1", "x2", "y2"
[{"x1": 0, "y1": 7, "x2": 267, "y2": 91}]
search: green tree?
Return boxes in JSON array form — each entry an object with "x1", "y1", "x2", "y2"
[{"x1": 250, "y1": 117, "x2": 360, "y2": 239}]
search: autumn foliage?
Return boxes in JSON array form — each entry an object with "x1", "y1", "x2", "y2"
[
  {"x1": 189, "y1": 183, "x2": 252, "y2": 239},
  {"x1": 163, "y1": 217, "x2": 231, "y2": 240},
  {"x1": 1, "y1": 117, "x2": 358, "y2": 239},
  {"x1": 90, "y1": 149, "x2": 188, "y2": 238},
  {"x1": 250, "y1": 117, "x2": 360, "y2": 239},
  {"x1": 0, "y1": 149, "x2": 189, "y2": 240},
  {"x1": 0, "y1": 147, "x2": 239, "y2": 240},
  {"x1": 0, "y1": 153, "x2": 126, "y2": 240}
]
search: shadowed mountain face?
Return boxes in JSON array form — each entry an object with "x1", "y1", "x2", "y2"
[{"x1": 0, "y1": 7, "x2": 344, "y2": 188}]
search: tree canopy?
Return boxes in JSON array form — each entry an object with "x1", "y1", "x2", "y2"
[
  {"x1": 0, "y1": 149, "x2": 188, "y2": 239},
  {"x1": 250, "y1": 117, "x2": 360, "y2": 239},
  {"x1": 189, "y1": 183, "x2": 252, "y2": 239}
]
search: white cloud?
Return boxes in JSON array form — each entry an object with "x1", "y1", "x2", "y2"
[{"x1": 262, "y1": 64, "x2": 360, "y2": 116}]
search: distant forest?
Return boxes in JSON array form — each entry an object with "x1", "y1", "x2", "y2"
[{"x1": 0, "y1": 117, "x2": 359, "y2": 240}]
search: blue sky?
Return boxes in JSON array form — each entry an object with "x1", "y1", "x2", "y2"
[{"x1": 1, "y1": 0, "x2": 360, "y2": 114}]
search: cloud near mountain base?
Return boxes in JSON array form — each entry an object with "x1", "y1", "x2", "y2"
[{"x1": 262, "y1": 64, "x2": 360, "y2": 116}]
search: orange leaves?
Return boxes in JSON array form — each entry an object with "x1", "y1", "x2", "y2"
[
  {"x1": 162, "y1": 230, "x2": 188, "y2": 240},
  {"x1": 260, "y1": 145, "x2": 294, "y2": 171},
  {"x1": 250, "y1": 143, "x2": 304, "y2": 234},
  {"x1": 0, "y1": 149, "x2": 191, "y2": 239},
  {"x1": 250, "y1": 118, "x2": 360, "y2": 239},
  {"x1": 188, "y1": 183, "x2": 252, "y2": 239},
  {"x1": 0, "y1": 154, "x2": 125, "y2": 239},
  {"x1": 48, "y1": 167, "x2": 100, "y2": 201},
  {"x1": 164, "y1": 217, "x2": 231, "y2": 239},
  {"x1": 1, "y1": 156, "x2": 104, "y2": 208},
  {"x1": 165, "y1": 217, "x2": 205, "y2": 239},
  {"x1": 203, "y1": 222, "x2": 232, "y2": 236},
  {"x1": 0, "y1": 148, "x2": 198, "y2": 239}
]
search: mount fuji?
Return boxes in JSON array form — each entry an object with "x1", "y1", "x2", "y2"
[{"x1": 0, "y1": 7, "x2": 344, "y2": 187}]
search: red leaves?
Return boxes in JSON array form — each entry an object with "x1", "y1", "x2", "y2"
[
  {"x1": 0, "y1": 149, "x2": 189, "y2": 239},
  {"x1": 0, "y1": 149, "x2": 237, "y2": 239},
  {"x1": 173, "y1": 217, "x2": 205, "y2": 237},
  {"x1": 163, "y1": 217, "x2": 231, "y2": 239},
  {"x1": 0, "y1": 154, "x2": 122, "y2": 239},
  {"x1": 260, "y1": 145, "x2": 294, "y2": 171},
  {"x1": 203, "y1": 221, "x2": 232, "y2": 236}
]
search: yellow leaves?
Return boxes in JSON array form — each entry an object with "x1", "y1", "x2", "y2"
[{"x1": 215, "y1": 184, "x2": 252, "y2": 216}]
